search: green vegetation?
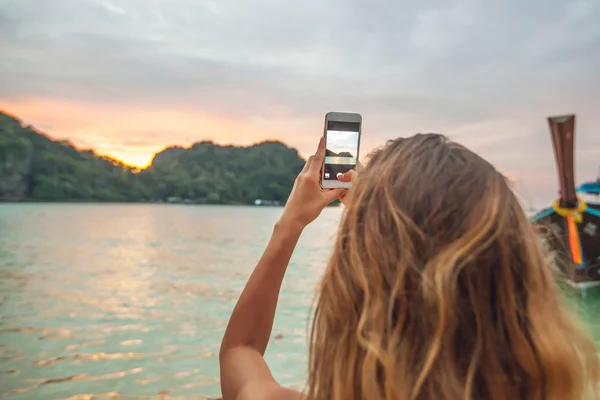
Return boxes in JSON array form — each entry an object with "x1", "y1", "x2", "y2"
[{"x1": 0, "y1": 111, "x2": 306, "y2": 204}]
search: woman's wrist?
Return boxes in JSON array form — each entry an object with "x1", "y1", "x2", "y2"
[{"x1": 274, "y1": 216, "x2": 305, "y2": 237}]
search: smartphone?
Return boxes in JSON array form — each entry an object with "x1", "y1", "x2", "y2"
[{"x1": 321, "y1": 112, "x2": 362, "y2": 189}]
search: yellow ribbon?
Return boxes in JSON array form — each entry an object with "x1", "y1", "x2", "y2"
[{"x1": 552, "y1": 197, "x2": 587, "y2": 222}]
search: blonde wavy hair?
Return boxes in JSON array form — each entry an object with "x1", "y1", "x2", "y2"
[{"x1": 307, "y1": 134, "x2": 599, "y2": 400}]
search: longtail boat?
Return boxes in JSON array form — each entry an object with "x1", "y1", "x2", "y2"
[{"x1": 530, "y1": 115, "x2": 600, "y2": 290}]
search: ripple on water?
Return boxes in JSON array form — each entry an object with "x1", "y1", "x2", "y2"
[{"x1": 0, "y1": 205, "x2": 333, "y2": 398}]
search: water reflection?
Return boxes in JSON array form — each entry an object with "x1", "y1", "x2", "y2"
[{"x1": 0, "y1": 204, "x2": 340, "y2": 399}]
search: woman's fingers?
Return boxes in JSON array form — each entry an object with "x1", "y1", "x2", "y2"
[
  {"x1": 309, "y1": 136, "x2": 326, "y2": 175},
  {"x1": 337, "y1": 170, "x2": 357, "y2": 182},
  {"x1": 336, "y1": 169, "x2": 357, "y2": 207},
  {"x1": 301, "y1": 155, "x2": 314, "y2": 174},
  {"x1": 321, "y1": 188, "x2": 344, "y2": 206}
]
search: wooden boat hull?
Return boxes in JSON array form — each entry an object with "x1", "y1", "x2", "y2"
[{"x1": 532, "y1": 202, "x2": 600, "y2": 288}]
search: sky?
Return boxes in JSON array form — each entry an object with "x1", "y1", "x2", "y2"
[
  {"x1": 327, "y1": 131, "x2": 360, "y2": 157},
  {"x1": 1, "y1": 0, "x2": 599, "y2": 206}
]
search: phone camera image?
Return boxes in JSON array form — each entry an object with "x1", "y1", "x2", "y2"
[{"x1": 324, "y1": 121, "x2": 360, "y2": 181}]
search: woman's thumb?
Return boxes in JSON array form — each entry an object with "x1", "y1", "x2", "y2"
[{"x1": 337, "y1": 170, "x2": 357, "y2": 182}]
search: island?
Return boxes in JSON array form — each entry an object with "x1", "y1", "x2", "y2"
[{"x1": 0, "y1": 111, "x2": 306, "y2": 205}]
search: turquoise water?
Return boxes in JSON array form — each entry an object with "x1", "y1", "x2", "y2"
[{"x1": 0, "y1": 204, "x2": 598, "y2": 399}]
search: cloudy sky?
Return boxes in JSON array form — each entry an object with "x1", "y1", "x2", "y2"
[{"x1": 1, "y1": 0, "x2": 599, "y2": 206}]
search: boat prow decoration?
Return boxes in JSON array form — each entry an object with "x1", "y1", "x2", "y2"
[{"x1": 530, "y1": 115, "x2": 600, "y2": 291}]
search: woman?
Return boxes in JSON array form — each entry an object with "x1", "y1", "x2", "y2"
[{"x1": 219, "y1": 134, "x2": 599, "y2": 400}]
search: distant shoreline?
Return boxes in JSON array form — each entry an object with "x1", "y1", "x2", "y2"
[
  {"x1": 0, "y1": 201, "x2": 342, "y2": 207},
  {"x1": 0, "y1": 200, "x2": 278, "y2": 206}
]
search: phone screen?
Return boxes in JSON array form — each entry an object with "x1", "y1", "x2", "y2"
[{"x1": 323, "y1": 121, "x2": 360, "y2": 181}]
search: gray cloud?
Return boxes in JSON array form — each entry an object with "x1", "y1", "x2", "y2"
[{"x1": 1, "y1": 0, "x2": 600, "y2": 206}]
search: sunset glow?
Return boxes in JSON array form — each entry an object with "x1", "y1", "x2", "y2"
[{"x1": 0, "y1": 98, "x2": 316, "y2": 168}]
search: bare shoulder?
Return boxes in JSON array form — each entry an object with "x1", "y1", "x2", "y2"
[{"x1": 235, "y1": 382, "x2": 305, "y2": 400}]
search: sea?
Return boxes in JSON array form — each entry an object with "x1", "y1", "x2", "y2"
[{"x1": 0, "y1": 204, "x2": 599, "y2": 399}]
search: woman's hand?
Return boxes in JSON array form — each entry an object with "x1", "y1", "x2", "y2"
[
  {"x1": 337, "y1": 165, "x2": 361, "y2": 206},
  {"x1": 279, "y1": 137, "x2": 345, "y2": 230}
]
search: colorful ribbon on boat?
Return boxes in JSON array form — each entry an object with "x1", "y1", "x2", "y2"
[
  {"x1": 553, "y1": 197, "x2": 587, "y2": 266},
  {"x1": 566, "y1": 214, "x2": 584, "y2": 265}
]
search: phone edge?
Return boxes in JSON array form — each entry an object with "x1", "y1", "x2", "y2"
[{"x1": 321, "y1": 112, "x2": 362, "y2": 190}]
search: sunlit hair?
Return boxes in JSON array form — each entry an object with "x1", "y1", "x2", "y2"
[{"x1": 307, "y1": 134, "x2": 599, "y2": 400}]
